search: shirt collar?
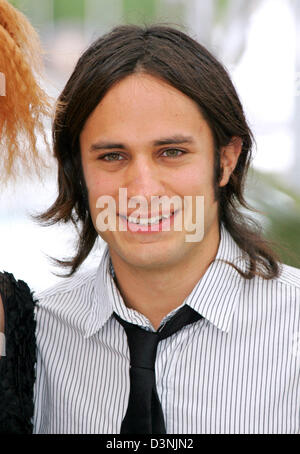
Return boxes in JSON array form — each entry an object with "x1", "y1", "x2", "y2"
[
  {"x1": 183, "y1": 224, "x2": 247, "y2": 333},
  {"x1": 84, "y1": 224, "x2": 247, "y2": 337}
]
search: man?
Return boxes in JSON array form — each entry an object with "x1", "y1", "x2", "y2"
[{"x1": 33, "y1": 25, "x2": 300, "y2": 434}]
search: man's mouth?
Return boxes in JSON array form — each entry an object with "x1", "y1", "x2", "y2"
[
  {"x1": 119, "y1": 212, "x2": 175, "y2": 226},
  {"x1": 117, "y1": 210, "x2": 178, "y2": 233}
]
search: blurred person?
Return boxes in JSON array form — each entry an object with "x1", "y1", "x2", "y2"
[
  {"x1": 33, "y1": 25, "x2": 300, "y2": 434},
  {"x1": 0, "y1": 0, "x2": 51, "y2": 434}
]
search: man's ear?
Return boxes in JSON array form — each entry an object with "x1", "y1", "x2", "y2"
[{"x1": 219, "y1": 137, "x2": 243, "y2": 187}]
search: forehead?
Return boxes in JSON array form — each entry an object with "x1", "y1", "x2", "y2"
[
  {"x1": 98, "y1": 73, "x2": 194, "y2": 109},
  {"x1": 81, "y1": 73, "x2": 210, "y2": 141}
]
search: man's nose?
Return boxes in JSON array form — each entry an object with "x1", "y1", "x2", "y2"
[{"x1": 124, "y1": 157, "x2": 165, "y2": 201}]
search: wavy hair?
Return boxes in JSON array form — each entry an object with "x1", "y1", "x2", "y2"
[
  {"x1": 37, "y1": 24, "x2": 281, "y2": 279},
  {"x1": 0, "y1": 0, "x2": 51, "y2": 185}
]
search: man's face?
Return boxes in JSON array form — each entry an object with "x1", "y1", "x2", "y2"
[{"x1": 80, "y1": 73, "x2": 223, "y2": 272}]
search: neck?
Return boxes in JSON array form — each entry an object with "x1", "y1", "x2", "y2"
[{"x1": 110, "y1": 224, "x2": 220, "y2": 330}]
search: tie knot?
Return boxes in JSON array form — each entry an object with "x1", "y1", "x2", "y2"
[
  {"x1": 114, "y1": 305, "x2": 202, "y2": 370},
  {"x1": 114, "y1": 315, "x2": 160, "y2": 369}
]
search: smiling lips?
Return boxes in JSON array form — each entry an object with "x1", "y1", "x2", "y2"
[
  {"x1": 119, "y1": 211, "x2": 175, "y2": 226},
  {"x1": 118, "y1": 211, "x2": 177, "y2": 232}
]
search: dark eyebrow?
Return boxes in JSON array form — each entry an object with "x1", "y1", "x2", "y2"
[
  {"x1": 90, "y1": 142, "x2": 126, "y2": 152},
  {"x1": 152, "y1": 135, "x2": 195, "y2": 146},
  {"x1": 89, "y1": 135, "x2": 195, "y2": 152}
]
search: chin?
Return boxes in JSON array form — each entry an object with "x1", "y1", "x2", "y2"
[
  {"x1": 125, "y1": 244, "x2": 183, "y2": 270},
  {"x1": 107, "y1": 232, "x2": 189, "y2": 268}
]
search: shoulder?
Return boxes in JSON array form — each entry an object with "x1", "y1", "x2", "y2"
[
  {"x1": 35, "y1": 267, "x2": 98, "y2": 308},
  {"x1": 276, "y1": 263, "x2": 300, "y2": 292},
  {"x1": 247, "y1": 262, "x2": 300, "y2": 303},
  {"x1": 34, "y1": 267, "x2": 99, "y2": 338}
]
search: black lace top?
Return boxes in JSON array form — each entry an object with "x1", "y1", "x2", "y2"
[{"x1": 0, "y1": 272, "x2": 36, "y2": 434}]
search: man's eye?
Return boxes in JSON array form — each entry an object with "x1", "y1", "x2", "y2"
[
  {"x1": 161, "y1": 149, "x2": 185, "y2": 158},
  {"x1": 99, "y1": 152, "x2": 123, "y2": 161}
]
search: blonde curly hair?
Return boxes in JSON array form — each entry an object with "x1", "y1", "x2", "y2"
[{"x1": 0, "y1": 0, "x2": 52, "y2": 185}]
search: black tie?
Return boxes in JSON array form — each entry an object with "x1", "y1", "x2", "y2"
[{"x1": 114, "y1": 305, "x2": 202, "y2": 434}]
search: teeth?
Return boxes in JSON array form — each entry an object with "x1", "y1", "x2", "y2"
[
  {"x1": 128, "y1": 216, "x2": 161, "y2": 225},
  {"x1": 126, "y1": 213, "x2": 173, "y2": 225}
]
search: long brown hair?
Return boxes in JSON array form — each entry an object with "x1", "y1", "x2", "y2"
[
  {"x1": 37, "y1": 24, "x2": 280, "y2": 279},
  {"x1": 0, "y1": 0, "x2": 52, "y2": 185}
]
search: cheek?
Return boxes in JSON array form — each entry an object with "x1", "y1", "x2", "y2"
[
  {"x1": 84, "y1": 166, "x2": 116, "y2": 199},
  {"x1": 80, "y1": 152, "x2": 121, "y2": 223},
  {"x1": 171, "y1": 164, "x2": 214, "y2": 196}
]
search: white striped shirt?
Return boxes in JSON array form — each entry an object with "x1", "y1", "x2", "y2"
[{"x1": 33, "y1": 225, "x2": 300, "y2": 434}]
